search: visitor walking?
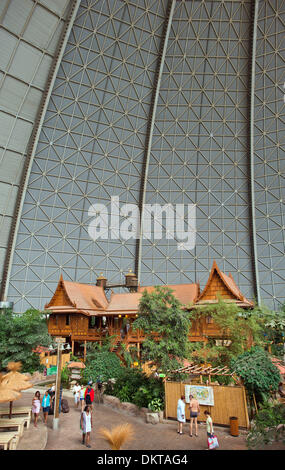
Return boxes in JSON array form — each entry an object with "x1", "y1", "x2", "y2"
[
  {"x1": 96, "y1": 376, "x2": 103, "y2": 403},
  {"x1": 177, "y1": 395, "x2": 186, "y2": 435},
  {"x1": 189, "y1": 394, "x2": 200, "y2": 437},
  {"x1": 204, "y1": 410, "x2": 214, "y2": 449},
  {"x1": 80, "y1": 385, "x2": 85, "y2": 412},
  {"x1": 42, "y1": 390, "x2": 51, "y2": 424},
  {"x1": 80, "y1": 405, "x2": 93, "y2": 448},
  {"x1": 32, "y1": 391, "x2": 41, "y2": 427},
  {"x1": 73, "y1": 382, "x2": 81, "y2": 408},
  {"x1": 84, "y1": 382, "x2": 95, "y2": 410}
]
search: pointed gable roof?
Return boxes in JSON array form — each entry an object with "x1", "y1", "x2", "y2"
[
  {"x1": 196, "y1": 261, "x2": 253, "y2": 307},
  {"x1": 45, "y1": 276, "x2": 108, "y2": 316}
]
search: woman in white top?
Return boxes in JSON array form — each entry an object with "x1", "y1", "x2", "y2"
[
  {"x1": 73, "y1": 382, "x2": 81, "y2": 408},
  {"x1": 79, "y1": 385, "x2": 85, "y2": 412},
  {"x1": 31, "y1": 391, "x2": 41, "y2": 427},
  {"x1": 177, "y1": 395, "x2": 186, "y2": 435},
  {"x1": 81, "y1": 405, "x2": 92, "y2": 448}
]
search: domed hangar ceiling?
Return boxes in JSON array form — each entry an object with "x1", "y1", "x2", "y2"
[{"x1": 0, "y1": 0, "x2": 284, "y2": 312}]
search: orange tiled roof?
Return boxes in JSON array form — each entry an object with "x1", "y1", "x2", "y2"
[
  {"x1": 138, "y1": 283, "x2": 199, "y2": 306},
  {"x1": 67, "y1": 361, "x2": 86, "y2": 369},
  {"x1": 105, "y1": 292, "x2": 142, "y2": 314},
  {"x1": 46, "y1": 263, "x2": 253, "y2": 317},
  {"x1": 45, "y1": 275, "x2": 108, "y2": 316}
]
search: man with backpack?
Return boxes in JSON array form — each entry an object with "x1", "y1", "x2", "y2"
[{"x1": 84, "y1": 382, "x2": 95, "y2": 410}]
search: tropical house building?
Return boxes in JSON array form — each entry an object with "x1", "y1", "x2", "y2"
[{"x1": 45, "y1": 261, "x2": 253, "y2": 361}]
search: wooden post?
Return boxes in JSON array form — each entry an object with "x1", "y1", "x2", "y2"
[
  {"x1": 84, "y1": 341, "x2": 87, "y2": 362},
  {"x1": 253, "y1": 393, "x2": 258, "y2": 414},
  {"x1": 53, "y1": 337, "x2": 64, "y2": 430},
  {"x1": 71, "y1": 340, "x2": 74, "y2": 356},
  {"x1": 200, "y1": 375, "x2": 202, "y2": 384},
  {"x1": 242, "y1": 386, "x2": 250, "y2": 429},
  {"x1": 164, "y1": 378, "x2": 168, "y2": 419}
]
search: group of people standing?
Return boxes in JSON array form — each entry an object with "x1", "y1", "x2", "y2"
[{"x1": 177, "y1": 395, "x2": 214, "y2": 448}]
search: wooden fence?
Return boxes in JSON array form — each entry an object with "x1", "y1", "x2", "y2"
[{"x1": 164, "y1": 381, "x2": 249, "y2": 428}]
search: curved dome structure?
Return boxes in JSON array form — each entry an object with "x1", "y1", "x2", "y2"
[{"x1": 0, "y1": 0, "x2": 284, "y2": 312}]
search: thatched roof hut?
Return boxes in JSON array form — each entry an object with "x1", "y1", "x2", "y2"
[
  {"x1": 0, "y1": 374, "x2": 22, "y2": 404},
  {"x1": 1, "y1": 362, "x2": 33, "y2": 391}
]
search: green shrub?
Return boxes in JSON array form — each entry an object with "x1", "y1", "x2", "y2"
[
  {"x1": 0, "y1": 308, "x2": 51, "y2": 374},
  {"x1": 110, "y1": 368, "x2": 164, "y2": 408},
  {"x1": 82, "y1": 349, "x2": 124, "y2": 384},
  {"x1": 148, "y1": 398, "x2": 164, "y2": 412},
  {"x1": 247, "y1": 402, "x2": 285, "y2": 449},
  {"x1": 117, "y1": 385, "x2": 131, "y2": 403},
  {"x1": 231, "y1": 346, "x2": 280, "y2": 402},
  {"x1": 61, "y1": 365, "x2": 71, "y2": 388}
]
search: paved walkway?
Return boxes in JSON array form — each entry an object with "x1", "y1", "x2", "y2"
[
  {"x1": 12, "y1": 389, "x2": 285, "y2": 451},
  {"x1": 18, "y1": 390, "x2": 248, "y2": 450}
]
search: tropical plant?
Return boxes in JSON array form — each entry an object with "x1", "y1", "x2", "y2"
[
  {"x1": 246, "y1": 402, "x2": 285, "y2": 449},
  {"x1": 186, "y1": 300, "x2": 264, "y2": 368},
  {"x1": 116, "y1": 385, "x2": 131, "y2": 403},
  {"x1": 148, "y1": 398, "x2": 164, "y2": 412},
  {"x1": 108, "y1": 367, "x2": 164, "y2": 408},
  {"x1": 0, "y1": 308, "x2": 52, "y2": 373},
  {"x1": 61, "y1": 365, "x2": 71, "y2": 388},
  {"x1": 82, "y1": 341, "x2": 124, "y2": 384},
  {"x1": 132, "y1": 286, "x2": 191, "y2": 375},
  {"x1": 230, "y1": 346, "x2": 280, "y2": 403},
  {"x1": 260, "y1": 304, "x2": 285, "y2": 359}
]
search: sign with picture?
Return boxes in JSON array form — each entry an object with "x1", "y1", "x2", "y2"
[{"x1": 185, "y1": 385, "x2": 214, "y2": 406}]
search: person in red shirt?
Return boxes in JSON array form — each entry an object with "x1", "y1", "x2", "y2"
[{"x1": 84, "y1": 382, "x2": 95, "y2": 410}]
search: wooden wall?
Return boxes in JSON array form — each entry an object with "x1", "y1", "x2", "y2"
[
  {"x1": 164, "y1": 381, "x2": 249, "y2": 428},
  {"x1": 39, "y1": 353, "x2": 71, "y2": 369}
]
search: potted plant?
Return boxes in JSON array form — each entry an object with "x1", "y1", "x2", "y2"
[{"x1": 148, "y1": 398, "x2": 164, "y2": 423}]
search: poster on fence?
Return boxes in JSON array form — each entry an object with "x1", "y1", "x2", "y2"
[{"x1": 185, "y1": 385, "x2": 214, "y2": 406}]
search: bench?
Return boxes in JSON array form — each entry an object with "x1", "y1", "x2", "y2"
[
  {"x1": 0, "y1": 407, "x2": 31, "y2": 428},
  {"x1": 0, "y1": 431, "x2": 19, "y2": 450},
  {"x1": 0, "y1": 418, "x2": 26, "y2": 436}
]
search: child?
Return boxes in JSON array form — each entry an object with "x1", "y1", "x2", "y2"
[
  {"x1": 81, "y1": 405, "x2": 92, "y2": 448},
  {"x1": 204, "y1": 410, "x2": 214, "y2": 449}
]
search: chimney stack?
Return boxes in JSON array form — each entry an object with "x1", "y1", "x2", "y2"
[
  {"x1": 125, "y1": 269, "x2": 138, "y2": 292},
  {"x1": 96, "y1": 273, "x2": 107, "y2": 289}
]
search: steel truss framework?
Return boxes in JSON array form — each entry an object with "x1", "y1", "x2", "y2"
[{"x1": 0, "y1": 0, "x2": 283, "y2": 312}]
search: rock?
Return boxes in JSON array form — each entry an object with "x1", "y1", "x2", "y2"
[
  {"x1": 146, "y1": 412, "x2": 159, "y2": 425},
  {"x1": 139, "y1": 407, "x2": 149, "y2": 418},
  {"x1": 120, "y1": 402, "x2": 139, "y2": 416},
  {"x1": 104, "y1": 395, "x2": 121, "y2": 409},
  {"x1": 158, "y1": 410, "x2": 164, "y2": 423}
]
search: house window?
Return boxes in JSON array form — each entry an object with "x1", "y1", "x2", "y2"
[
  {"x1": 89, "y1": 317, "x2": 100, "y2": 329},
  {"x1": 66, "y1": 315, "x2": 70, "y2": 326}
]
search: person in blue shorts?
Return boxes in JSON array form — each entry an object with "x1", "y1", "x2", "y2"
[{"x1": 42, "y1": 390, "x2": 51, "y2": 424}]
